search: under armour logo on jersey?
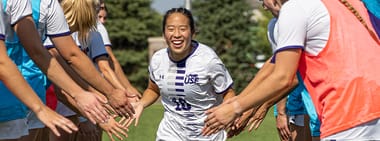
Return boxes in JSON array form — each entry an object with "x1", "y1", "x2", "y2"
[{"x1": 184, "y1": 74, "x2": 199, "y2": 84}]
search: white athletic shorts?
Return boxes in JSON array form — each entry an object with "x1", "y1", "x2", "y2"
[
  {"x1": 0, "y1": 118, "x2": 29, "y2": 139},
  {"x1": 322, "y1": 118, "x2": 380, "y2": 141}
]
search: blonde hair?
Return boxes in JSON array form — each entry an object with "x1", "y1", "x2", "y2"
[{"x1": 61, "y1": 0, "x2": 99, "y2": 46}]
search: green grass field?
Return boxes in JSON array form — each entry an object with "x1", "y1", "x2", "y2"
[{"x1": 102, "y1": 104, "x2": 280, "y2": 141}]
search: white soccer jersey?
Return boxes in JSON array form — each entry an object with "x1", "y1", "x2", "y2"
[
  {"x1": 273, "y1": 0, "x2": 329, "y2": 57},
  {"x1": 149, "y1": 41, "x2": 233, "y2": 141},
  {"x1": 97, "y1": 22, "x2": 112, "y2": 46}
]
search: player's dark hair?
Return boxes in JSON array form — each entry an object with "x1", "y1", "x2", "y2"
[
  {"x1": 162, "y1": 8, "x2": 195, "y2": 34},
  {"x1": 98, "y1": 0, "x2": 108, "y2": 12}
]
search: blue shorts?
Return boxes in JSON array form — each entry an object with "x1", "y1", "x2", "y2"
[
  {"x1": 274, "y1": 73, "x2": 321, "y2": 137},
  {"x1": 273, "y1": 83, "x2": 306, "y2": 116}
]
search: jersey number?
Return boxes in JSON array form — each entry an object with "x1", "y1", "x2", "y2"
[{"x1": 172, "y1": 97, "x2": 191, "y2": 111}]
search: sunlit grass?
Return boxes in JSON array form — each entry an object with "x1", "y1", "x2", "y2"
[{"x1": 102, "y1": 104, "x2": 279, "y2": 141}]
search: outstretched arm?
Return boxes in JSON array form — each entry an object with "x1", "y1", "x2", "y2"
[
  {"x1": 51, "y1": 35, "x2": 134, "y2": 118},
  {"x1": 276, "y1": 97, "x2": 291, "y2": 141},
  {"x1": 203, "y1": 49, "x2": 301, "y2": 135},
  {"x1": 105, "y1": 46, "x2": 142, "y2": 98},
  {"x1": 96, "y1": 56, "x2": 126, "y2": 91},
  {"x1": 48, "y1": 48, "x2": 117, "y2": 120},
  {"x1": 14, "y1": 15, "x2": 108, "y2": 124},
  {"x1": 47, "y1": 48, "x2": 106, "y2": 96},
  {"x1": 0, "y1": 41, "x2": 78, "y2": 136},
  {"x1": 204, "y1": 58, "x2": 276, "y2": 136},
  {"x1": 223, "y1": 88, "x2": 236, "y2": 100},
  {"x1": 128, "y1": 80, "x2": 160, "y2": 127},
  {"x1": 98, "y1": 23, "x2": 142, "y2": 98},
  {"x1": 236, "y1": 49, "x2": 300, "y2": 115}
]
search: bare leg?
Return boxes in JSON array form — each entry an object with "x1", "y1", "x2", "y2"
[
  {"x1": 34, "y1": 127, "x2": 49, "y2": 141},
  {"x1": 312, "y1": 136, "x2": 320, "y2": 141},
  {"x1": 74, "y1": 120, "x2": 102, "y2": 141},
  {"x1": 304, "y1": 114, "x2": 312, "y2": 141},
  {"x1": 17, "y1": 129, "x2": 39, "y2": 141},
  {"x1": 289, "y1": 123, "x2": 305, "y2": 141}
]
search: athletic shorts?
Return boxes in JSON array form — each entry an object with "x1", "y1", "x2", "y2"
[
  {"x1": 273, "y1": 83, "x2": 306, "y2": 117},
  {"x1": 27, "y1": 111, "x2": 45, "y2": 129},
  {"x1": 274, "y1": 73, "x2": 321, "y2": 137},
  {"x1": 289, "y1": 115, "x2": 304, "y2": 126},
  {"x1": 297, "y1": 73, "x2": 321, "y2": 137},
  {"x1": 0, "y1": 118, "x2": 29, "y2": 139},
  {"x1": 322, "y1": 118, "x2": 380, "y2": 141}
]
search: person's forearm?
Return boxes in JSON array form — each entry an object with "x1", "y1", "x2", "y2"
[
  {"x1": 105, "y1": 46, "x2": 134, "y2": 89},
  {"x1": 265, "y1": 77, "x2": 298, "y2": 108},
  {"x1": 141, "y1": 80, "x2": 160, "y2": 108},
  {"x1": 0, "y1": 47, "x2": 45, "y2": 113},
  {"x1": 48, "y1": 48, "x2": 101, "y2": 94},
  {"x1": 236, "y1": 67, "x2": 296, "y2": 114},
  {"x1": 223, "y1": 88, "x2": 236, "y2": 101},
  {"x1": 55, "y1": 87, "x2": 82, "y2": 114},
  {"x1": 235, "y1": 50, "x2": 301, "y2": 114},
  {"x1": 64, "y1": 51, "x2": 115, "y2": 95},
  {"x1": 14, "y1": 16, "x2": 85, "y2": 98},
  {"x1": 239, "y1": 59, "x2": 275, "y2": 97},
  {"x1": 102, "y1": 68, "x2": 125, "y2": 90},
  {"x1": 141, "y1": 89, "x2": 160, "y2": 108},
  {"x1": 276, "y1": 97, "x2": 287, "y2": 116},
  {"x1": 97, "y1": 58, "x2": 126, "y2": 90},
  {"x1": 51, "y1": 36, "x2": 115, "y2": 97}
]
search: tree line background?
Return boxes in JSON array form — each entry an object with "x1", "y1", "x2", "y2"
[{"x1": 105, "y1": 0, "x2": 273, "y2": 93}]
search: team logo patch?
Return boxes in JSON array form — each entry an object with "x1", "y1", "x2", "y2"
[{"x1": 184, "y1": 74, "x2": 199, "y2": 84}]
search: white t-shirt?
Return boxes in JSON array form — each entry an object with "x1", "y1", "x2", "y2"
[
  {"x1": 149, "y1": 41, "x2": 232, "y2": 141},
  {"x1": 2, "y1": 0, "x2": 32, "y2": 44},
  {"x1": 4, "y1": 0, "x2": 70, "y2": 44},
  {"x1": 2, "y1": 0, "x2": 31, "y2": 25},
  {"x1": 272, "y1": 0, "x2": 329, "y2": 58},
  {"x1": 97, "y1": 22, "x2": 112, "y2": 46}
]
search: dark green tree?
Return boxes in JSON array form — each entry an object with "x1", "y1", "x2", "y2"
[
  {"x1": 192, "y1": 0, "x2": 272, "y2": 93},
  {"x1": 105, "y1": 0, "x2": 162, "y2": 91}
]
